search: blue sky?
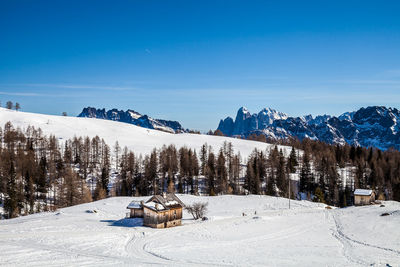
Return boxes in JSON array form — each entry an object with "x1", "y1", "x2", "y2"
[{"x1": 1, "y1": 0, "x2": 400, "y2": 131}]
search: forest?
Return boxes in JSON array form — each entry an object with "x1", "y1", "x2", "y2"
[{"x1": 1, "y1": 122, "x2": 399, "y2": 219}]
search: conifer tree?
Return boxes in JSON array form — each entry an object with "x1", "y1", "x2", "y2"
[
  {"x1": 300, "y1": 152, "x2": 312, "y2": 193},
  {"x1": 200, "y1": 143, "x2": 208, "y2": 176},
  {"x1": 216, "y1": 149, "x2": 227, "y2": 194},
  {"x1": 6, "y1": 101, "x2": 13, "y2": 110},
  {"x1": 5, "y1": 161, "x2": 18, "y2": 218},
  {"x1": 207, "y1": 151, "x2": 216, "y2": 196},
  {"x1": 24, "y1": 171, "x2": 35, "y2": 214},
  {"x1": 114, "y1": 141, "x2": 121, "y2": 170},
  {"x1": 287, "y1": 146, "x2": 298, "y2": 173},
  {"x1": 276, "y1": 149, "x2": 288, "y2": 196},
  {"x1": 145, "y1": 149, "x2": 158, "y2": 195}
]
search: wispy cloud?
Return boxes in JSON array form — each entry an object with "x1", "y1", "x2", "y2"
[
  {"x1": 0, "y1": 91, "x2": 78, "y2": 98},
  {"x1": 383, "y1": 69, "x2": 400, "y2": 77},
  {"x1": 23, "y1": 83, "x2": 137, "y2": 91},
  {"x1": 0, "y1": 91, "x2": 43, "y2": 96},
  {"x1": 332, "y1": 79, "x2": 400, "y2": 85}
]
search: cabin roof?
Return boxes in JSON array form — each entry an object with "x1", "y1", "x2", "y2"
[
  {"x1": 146, "y1": 193, "x2": 185, "y2": 208},
  {"x1": 354, "y1": 189, "x2": 373, "y2": 196},
  {"x1": 143, "y1": 201, "x2": 166, "y2": 211},
  {"x1": 127, "y1": 201, "x2": 142, "y2": 209},
  {"x1": 127, "y1": 193, "x2": 184, "y2": 212}
]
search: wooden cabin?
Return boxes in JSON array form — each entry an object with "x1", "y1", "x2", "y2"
[
  {"x1": 127, "y1": 193, "x2": 184, "y2": 228},
  {"x1": 354, "y1": 189, "x2": 375, "y2": 206}
]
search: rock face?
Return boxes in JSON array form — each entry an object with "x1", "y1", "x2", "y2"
[
  {"x1": 216, "y1": 106, "x2": 400, "y2": 150},
  {"x1": 78, "y1": 107, "x2": 185, "y2": 133}
]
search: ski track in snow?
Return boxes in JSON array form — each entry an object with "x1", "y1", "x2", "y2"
[
  {"x1": 330, "y1": 211, "x2": 368, "y2": 266},
  {"x1": 124, "y1": 226, "x2": 229, "y2": 266},
  {"x1": 1, "y1": 196, "x2": 399, "y2": 266},
  {"x1": 1, "y1": 237, "x2": 124, "y2": 266},
  {"x1": 124, "y1": 230, "x2": 177, "y2": 266},
  {"x1": 330, "y1": 209, "x2": 400, "y2": 266}
]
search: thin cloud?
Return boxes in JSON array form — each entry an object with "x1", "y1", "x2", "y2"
[
  {"x1": 3, "y1": 83, "x2": 138, "y2": 91},
  {"x1": 0, "y1": 91, "x2": 80, "y2": 98},
  {"x1": 384, "y1": 69, "x2": 400, "y2": 77},
  {"x1": 0, "y1": 91, "x2": 42, "y2": 96},
  {"x1": 331, "y1": 79, "x2": 400, "y2": 85},
  {"x1": 19, "y1": 83, "x2": 138, "y2": 91}
]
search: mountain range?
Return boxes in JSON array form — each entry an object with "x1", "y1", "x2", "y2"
[
  {"x1": 217, "y1": 106, "x2": 400, "y2": 150},
  {"x1": 78, "y1": 107, "x2": 185, "y2": 133}
]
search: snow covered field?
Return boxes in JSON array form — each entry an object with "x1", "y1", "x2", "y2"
[
  {"x1": 0, "y1": 195, "x2": 399, "y2": 266},
  {"x1": 0, "y1": 108, "x2": 289, "y2": 158}
]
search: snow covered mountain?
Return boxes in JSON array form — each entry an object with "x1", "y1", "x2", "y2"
[
  {"x1": 218, "y1": 107, "x2": 288, "y2": 136},
  {"x1": 78, "y1": 107, "x2": 185, "y2": 133},
  {"x1": 0, "y1": 108, "x2": 287, "y2": 158},
  {"x1": 217, "y1": 106, "x2": 400, "y2": 150}
]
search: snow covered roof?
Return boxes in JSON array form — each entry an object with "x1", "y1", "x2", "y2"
[
  {"x1": 142, "y1": 193, "x2": 184, "y2": 212},
  {"x1": 127, "y1": 201, "x2": 142, "y2": 209},
  {"x1": 354, "y1": 189, "x2": 373, "y2": 196},
  {"x1": 143, "y1": 201, "x2": 166, "y2": 211},
  {"x1": 147, "y1": 193, "x2": 184, "y2": 207},
  {"x1": 165, "y1": 200, "x2": 179, "y2": 206},
  {"x1": 126, "y1": 193, "x2": 184, "y2": 212}
]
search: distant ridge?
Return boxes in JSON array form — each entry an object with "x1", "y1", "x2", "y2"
[
  {"x1": 217, "y1": 106, "x2": 400, "y2": 150},
  {"x1": 78, "y1": 107, "x2": 185, "y2": 133}
]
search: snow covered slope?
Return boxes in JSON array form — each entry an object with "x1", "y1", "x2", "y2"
[
  {"x1": 0, "y1": 108, "x2": 288, "y2": 158},
  {"x1": 0, "y1": 195, "x2": 399, "y2": 266}
]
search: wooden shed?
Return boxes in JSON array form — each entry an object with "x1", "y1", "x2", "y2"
[
  {"x1": 127, "y1": 193, "x2": 184, "y2": 228},
  {"x1": 354, "y1": 189, "x2": 375, "y2": 206},
  {"x1": 126, "y1": 200, "x2": 144, "y2": 218}
]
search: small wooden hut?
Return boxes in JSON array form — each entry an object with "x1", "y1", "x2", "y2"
[
  {"x1": 126, "y1": 193, "x2": 184, "y2": 228},
  {"x1": 126, "y1": 201, "x2": 144, "y2": 218},
  {"x1": 354, "y1": 189, "x2": 375, "y2": 206}
]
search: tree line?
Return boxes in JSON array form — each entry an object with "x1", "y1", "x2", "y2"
[
  {"x1": 1, "y1": 122, "x2": 400, "y2": 219},
  {"x1": 2, "y1": 101, "x2": 21, "y2": 111}
]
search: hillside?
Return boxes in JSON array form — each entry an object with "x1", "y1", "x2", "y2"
[
  {"x1": 0, "y1": 195, "x2": 399, "y2": 266},
  {"x1": 0, "y1": 108, "x2": 289, "y2": 158}
]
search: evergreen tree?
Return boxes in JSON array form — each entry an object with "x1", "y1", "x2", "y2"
[
  {"x1": 207, "y1": 151, "x2": 216, "y2": 196},
  {"x1": 145, "y1": 149, "x2": 158, "y2": 195},
  {"x1": 313, "y1": 187, "x2": 325, "y2": 203},
  {"x1": 5, "y1": 161, "x2": 18, "y2": 218},
  {"x1": 199, "y1": 143, "x2": 208, "y2": 176},
  {"x1": 24, "y1": 171, "x2": 35, "y2": 214},
  {"x1": 300, "y1": 152, "x2": 312, "y2": 193},
  {"x1": 6, "y1": 101, "x2": 13, "y2": 110},
  {"x1": 216, "y1": 149, "x2": 228, "y2": 194},
  {"x1": 36, "y1": 156, "x2": 48, "y2": 199},
  {"x1": 287, "y1": 146, "x2": 298, "y2": 173},
  {"x1": 276, "y1": 149, "x2": 288, "y2": 196},
  {"x1": 114, "y1": 141, "x2": 121, "y2": 170}
]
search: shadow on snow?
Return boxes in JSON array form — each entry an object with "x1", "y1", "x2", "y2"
[{"x1": 100, "y1": 218, "x2": 143, "y2": 228}]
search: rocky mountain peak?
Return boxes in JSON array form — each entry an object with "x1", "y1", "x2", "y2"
[
  {"x1": 78, "y1": 107, "x2": 185, "y2": 133},
  {"x1": 217, "y1": 105, "x2": 400, "y2": 150}
]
